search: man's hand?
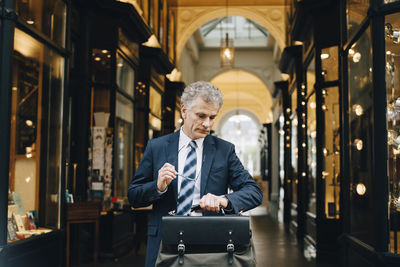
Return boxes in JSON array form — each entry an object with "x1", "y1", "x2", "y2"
[
  {"x1": 198, "y1": 193, "x2": 229, "y2": 213},
  {"x1": 157, "y1": 163, "x2": 177, "y2": 192}
]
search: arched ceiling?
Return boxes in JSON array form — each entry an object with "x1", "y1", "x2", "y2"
[
  {"x1": 174, "y1": 3, "x2": 285, "y2": 66},
  {"x1": 210, "y1": 69, "x2": 273, "y2": 131}
]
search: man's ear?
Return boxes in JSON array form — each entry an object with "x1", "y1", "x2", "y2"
[{"x1": 181, "y1": 104, "x2": 187, "y2": 119}]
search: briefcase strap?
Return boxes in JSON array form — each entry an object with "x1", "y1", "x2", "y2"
[
  {"x1": 176, "y1": 229, "x2": 236, "y2": 265},
  {"x1": 227, "y1": 230, "x2": 234, "y2": 265},
  {"x1": 178, "y1": 231, "x2": 185, "y2": 265}
]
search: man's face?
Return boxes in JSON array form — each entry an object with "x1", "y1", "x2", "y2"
[{"x1": 181, "y1": 97, "x2": 219, "y2": 140}]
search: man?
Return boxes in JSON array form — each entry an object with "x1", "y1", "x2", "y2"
[{"x1": 128, "y1": 81, "x2": 262, "y2": 267}]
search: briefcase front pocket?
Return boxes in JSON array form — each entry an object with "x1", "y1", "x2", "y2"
[{"x1": 157, "y1": 215, "x2": 255, "y2": 266}]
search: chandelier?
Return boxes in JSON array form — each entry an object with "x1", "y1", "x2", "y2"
[
  {"x1": 220, "y1": 0, "x2": 234, "y2": 68},
  {"x1": 220, "y1": 32, "x2": 234, "y2": 68}
]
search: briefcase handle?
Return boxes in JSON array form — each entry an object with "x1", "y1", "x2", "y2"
[
  {"x1": 188, "y1": 204, "x2": 246, "y2": 216},
  {"x1": 189, "y1": 204, "x2": 226, "y2": 215}
]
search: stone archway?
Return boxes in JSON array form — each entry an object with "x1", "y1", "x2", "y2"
[
  {"x1": 176, "y1": 5, "x2": 285, "y2": 66},
  {"x1": 210, "y1": 69, "x2": 273, "y2": 130}
]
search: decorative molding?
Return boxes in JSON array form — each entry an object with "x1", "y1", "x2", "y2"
[{"x1": 176, "y1": 5, "x2": 285, "y2": 66}]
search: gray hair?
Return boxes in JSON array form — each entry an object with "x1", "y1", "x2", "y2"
[{"x1": 180, "y1": 81, "x2": 223, "y2": 110}]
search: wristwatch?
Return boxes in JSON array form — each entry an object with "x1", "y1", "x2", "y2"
[{"x1": 222, "y1": 195, "x2": 234, "y2": 214}]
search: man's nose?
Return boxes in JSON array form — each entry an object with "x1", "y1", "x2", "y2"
[{"x1": 202, "y1": 118, "x2": 211, "y2": 127}]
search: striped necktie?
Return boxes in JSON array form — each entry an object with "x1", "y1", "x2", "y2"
[{"x1": 176, "y1": 140, "x2": 197, "y2": 215}]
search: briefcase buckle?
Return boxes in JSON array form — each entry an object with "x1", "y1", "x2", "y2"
[{"x1": 177, "y1": 243, "x2": 185, "y2": 254}]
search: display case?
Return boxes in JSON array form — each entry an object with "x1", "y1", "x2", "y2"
[{"x1": 385, "y1": 13, "x2": 400, "y2": 254}]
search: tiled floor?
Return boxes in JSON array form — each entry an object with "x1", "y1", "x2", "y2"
[{"x1": 76, "y1": 208, "x2": 334, "y2": 267}]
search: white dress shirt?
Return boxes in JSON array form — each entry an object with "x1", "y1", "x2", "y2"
[{"x1": 178, "y1": 129, "x2": 204, "y2": 216}]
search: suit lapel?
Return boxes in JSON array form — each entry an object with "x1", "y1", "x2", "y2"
[
  {"x1": 200, "y1": 135, "x2": 215, "y2": 197},
  {"x1": 166, "y1": 130, "x2": 180, "y2": 201}
]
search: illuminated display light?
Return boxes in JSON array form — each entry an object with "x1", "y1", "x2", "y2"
[
  {"x1": 354, "y1": 139, "x2": 363, "y2": 151},
  {"x1": 356, "y1": 183, "x2": 366, "y2": 196}
]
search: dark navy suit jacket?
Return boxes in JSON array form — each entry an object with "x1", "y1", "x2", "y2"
[{"x1": 128, "y1": 130, "x2": 263, "y2": 267}]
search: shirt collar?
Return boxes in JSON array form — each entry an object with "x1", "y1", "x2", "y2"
[{"x1": 179, "y1": 128, "x2": 204, "y2": 151}]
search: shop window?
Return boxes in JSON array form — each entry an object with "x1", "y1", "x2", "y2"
[
  {"x1": 116, "y1": 54, "x2": 135, "y2": 98},
  {"x1": 307, "y1": 92, "x2": 317, "y2": 216},
  {"x1": 321, "y1": 46, "x2": 339, "y2": 82},
  {"x1": 291, "y1": 88, "x2": 298, "y2": 207},
  {"x1": 346, "y1": 0, "x2": 369, "y2": 42},
  {"x1": 115, "y1": 93, "x2": 134, "y2": 201},
  {"x1": 348, "y1": 26, "x2": 373, "y2": 246},
  {"x1": 91, "y1": 48, "x2": 112, "y2": 84},
  {"x1": 149, "y1": 86, "x2": 162, "y2": 139},
  {"x1": 385, "y1": 14, "x2": 400, "y2": 254},
  {"x1": 16, "y1": 0, "x2": 66, "y2": 48},
  {"x1": 89, "y1": 48, "x2": 113, "y2": 203},
  {"x1": 7, "y1": 28, "x2": 65, "y2": 243},
  {"x1": 322, "y1": 86, "x2": 341, "y2": 219}
]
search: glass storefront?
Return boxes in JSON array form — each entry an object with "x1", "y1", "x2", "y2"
[{"x1": 7, "y1": 26, "x2": 65, "y2": 242}]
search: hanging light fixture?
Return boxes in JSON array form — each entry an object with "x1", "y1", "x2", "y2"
[{"x1": 220, "y1": 0, "x2": 234, "y2": 68}]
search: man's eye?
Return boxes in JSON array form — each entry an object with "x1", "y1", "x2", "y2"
[
  {"x1": 198, "y1": 114, "x2": 206, "y2": 119},
  {"x1": 210, "y1": 116, "x2": 216, "y2": 120}
]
